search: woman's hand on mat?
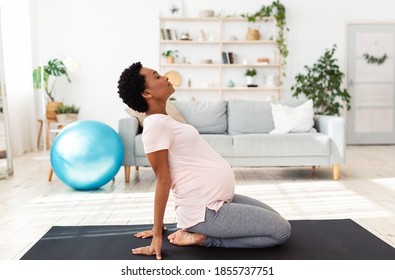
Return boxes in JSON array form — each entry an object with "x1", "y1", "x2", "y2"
[
  {"x1": 134, "y1": 227, "x2": 167, "y2": 239},
  {"x1": 132, "y1": 236, "x2": 163, "y2": 260}
]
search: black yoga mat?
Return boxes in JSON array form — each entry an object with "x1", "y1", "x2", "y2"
[{"x1": 21, "y1": 219, "x2": 395, "y2": 260}]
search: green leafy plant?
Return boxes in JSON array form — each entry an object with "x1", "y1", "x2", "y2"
[
  {"x1": 291, "y1": 45, "x2": 351, "y2": 116},
  {"x1": 33, "y1": 59, "x2": 71, "y2": 102},
  {"x1": 241, "y1": 0, "x2": 289, "y2": 70},
  {"x1": 244, "y1": 68, "x2": 257, "y2": 77},
  {"x1": 363, "y1": 53, "x2": 388, "y2": 65},
  {"x1": 55, "y1": 104, "x2": 80, "y2": 114},
  {"x1": 161, "y1": 50, "x2": 179, "y2": 58}
]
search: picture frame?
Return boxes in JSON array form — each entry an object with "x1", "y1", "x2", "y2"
[{"x1": 167, "y1": 0, "x2": 183, "y2": 17}]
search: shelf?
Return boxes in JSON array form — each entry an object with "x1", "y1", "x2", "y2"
[
  {"x1": 174, "y1": 87, "x2": 281, "y2": 91},
  {"x1": 160, "y1": 63, "x2": 281, "y2": 68},
  {"x1": 160, "y1": 40, "x2": 276, "y2": 45},
  {"x1": 222, "y1": 17, "x2": 275, "y2": 22},
  {"x1": 160, "y1": 40, "x2": 220, "y2": 44},
  {"x1": 160, "y1": 63, "x2": 220, "y2": 68},
  {"x1": 159, "y1": 15, "x2": 282, "y2": 99},
  {"x1": 221, "y1": 63, "x2": 281, "y2": 68},
  {"x1": 159, "y1": 16, "x2": 275, "y2": 22},
  {"x1": 221, "y1": 87, "x2": 282, "y2": 91},
  {"x1": 160, "y1": 17, "x2": 221, "y2": 22},
  {"x1": 159, "y1": 63, "x2": 281, "y2": 68},
  {"x1": 175, "y1": 87, "x2": 221, "y2": 91},
  {"x1": 222, "y1": 40, "x2": 276, "y2": 45}
]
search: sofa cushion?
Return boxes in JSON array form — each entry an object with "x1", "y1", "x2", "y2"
[
  {"x1": 227, "y1": 99, "x2": 273, "y2": 134},
  {"x1": 173, "y1": 101, "x2": 227, "y2": 134},
  {"x1": 232, "y1": 133, "x2": 330, "y2": 157},
  {"x1": 135, "y1": 133, "x2": 233, "y2": 157},
  {"x1": 227, "y1": 99, "x2": 309, "y2": 134},
  {"x1": 201, "y1": 134, "x2": 233, "y2": 156}
]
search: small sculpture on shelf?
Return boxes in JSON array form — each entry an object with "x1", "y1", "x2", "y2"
[
  {"x1": 180, "y1": 31, "x2": 191, "y2": 41},
  {"x1": 198, "y1": 30, "x2": 205, "y2": 42}
]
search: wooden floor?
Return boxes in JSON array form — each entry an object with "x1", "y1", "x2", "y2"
[{"x1": 0, "y1": 145, "x2": 395, "y2": 260}]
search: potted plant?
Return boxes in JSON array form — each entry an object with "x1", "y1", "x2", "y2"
[
  {"x1": 55, "y1": 104, "x2": 80, "y2": 123},
  {"x1": 291, "y1": 45, "x2": 351, "y2": 116},
  {"x1": 162, "y1": 50, "x2": 179, "y2": 64},
  {"x1": 244, "y1": 68, "x2": 257, "y2": 86},
  {"x1": 33, "y1": 59, "x2": 72, "y2": 120},
  {"x1": 241, "y1": 0, "x2": 289, "y2": 71}
]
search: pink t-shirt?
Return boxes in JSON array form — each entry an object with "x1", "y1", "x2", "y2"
[{"x1": 142, "y1": 114, "x2": 235, "y2": 229}]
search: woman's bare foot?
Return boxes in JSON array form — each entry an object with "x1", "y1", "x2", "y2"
[{"x1": 168, "y1": 230, "x2": 207, "y2": 246}]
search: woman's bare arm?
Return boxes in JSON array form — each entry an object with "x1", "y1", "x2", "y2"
[{"x1": 132, "y1": 149, "x2": 172, "y2": 259}]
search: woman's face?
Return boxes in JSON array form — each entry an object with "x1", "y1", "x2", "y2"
[{"x1": 140, "y1": 67, "x2": 175, "y2": 99}]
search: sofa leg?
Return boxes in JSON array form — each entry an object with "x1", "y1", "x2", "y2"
[
  {"x1": 125, "y1": 166, "x2": 131, "y2": 183},
  {"x1": 136, "y1": 166, "x2": 139, "y2": 171},
  {"x1": 333, "y1": 164, "x2": 340, "y2": 180}
]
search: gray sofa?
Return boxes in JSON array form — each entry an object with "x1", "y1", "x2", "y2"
[{"x1": 118, "y1": 99, "x2": 345, "y2": 182}]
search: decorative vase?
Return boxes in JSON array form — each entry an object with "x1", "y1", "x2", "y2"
[
  {"x1": 46, "y1": 101, "x2": 63, "y2": 121},
  {"x1": 246, "y1": 28, "x2": 260, "y2": 40},
  {"x1": 246, "y1": 76, "x2": 254, "y2": 85},
  {"x1": 198, "y1": 29, "x2": 205, "y2": 41},
  {"x1": 227, "y1": 79, "x2": 235, "y2": 88}
]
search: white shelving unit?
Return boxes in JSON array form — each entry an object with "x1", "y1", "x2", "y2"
[{"x1": 159, "y1": 16, "x2": 283, "y2": 101}]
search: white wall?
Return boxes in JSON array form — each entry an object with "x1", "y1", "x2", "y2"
[{"x1": 28, "y1": 0, "x2": 395, "y2": 129}]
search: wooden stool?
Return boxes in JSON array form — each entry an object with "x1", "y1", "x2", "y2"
[
  {"x1": 46, "y1": 123, "x2": 67, "y2": 182},
  {"x1": 37, "y1": 118, "x2": 60, "y2": 150},
  {"x1": 48, "y1": 167, "x2": 54, "y2": 182}
]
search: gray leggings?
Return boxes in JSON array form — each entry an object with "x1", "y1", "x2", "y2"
[{"x1": 187, "y1": 194, "x2": 291, "y2": 248}]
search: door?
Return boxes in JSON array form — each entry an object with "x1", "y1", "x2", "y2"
[{"x1": 347, "y1": 23, "x2": 395, "y2": 144}]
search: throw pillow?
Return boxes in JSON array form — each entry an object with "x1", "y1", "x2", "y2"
[
  {"x1": 125, "y1": 100, "x2": 187, "y2": 126},
  {"x1": 270, "y1": 99, "x2": 314, "y2": 134},
  {"x1": 166, "y1": 101, "x2": 187, "y2": 124},
  {"x1": 124, "y1": 108, "x2": 146, "y2": 126}
]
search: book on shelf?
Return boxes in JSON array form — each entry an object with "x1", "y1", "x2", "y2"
[
  {"x1": 222, "y1": 52, "x2": 228, "y2": 64},
  {"x1": 222, "y1": 52, "x2": 235, "y2": 64},
  {"x1": 228, "y1": 52, "x2": 234, "y2": 64},
  {"x1": 161, "y1": 28, "x2": 178, "y2": 40}
]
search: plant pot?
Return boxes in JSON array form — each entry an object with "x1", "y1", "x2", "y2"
[
  {"x1": 166, "y1": 56, "x2": 175, "y2": 64},
  {"x1": 246, "y1": 76, "x2": 254, "y2": 85},
  {"x1": 46, "y1": 101, "x2": 63, "y2": 121},
  {"x1": 246, "y1": 28, "x2": 260, "y2": 40},
  {"x1": 56, "y1": 113, "x2": 78, "y2": 123}
]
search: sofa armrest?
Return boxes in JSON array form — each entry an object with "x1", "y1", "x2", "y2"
[
  {"x1": 118, "y1": 117, "x2": 140, "y2": 166},
  {"x1": 314, "y1": 115, "x2": 346, "y2": 164}
]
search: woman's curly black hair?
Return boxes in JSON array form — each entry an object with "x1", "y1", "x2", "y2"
[{"x1": 117, "y1": 62, "x2": 148, "y2": 113}]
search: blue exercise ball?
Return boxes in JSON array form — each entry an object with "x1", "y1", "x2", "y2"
[{"x1": 50, "y1": 120, "x2": 124, "y2": 191}]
